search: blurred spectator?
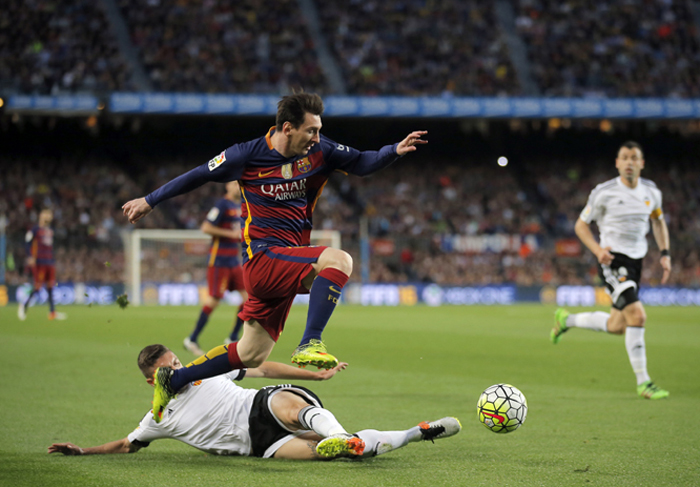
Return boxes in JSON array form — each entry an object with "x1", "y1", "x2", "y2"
[
  {"x1": 317, "y1": 0, "x2": 519, "y2": 95},
  {"x1": 2, "y1": 151, "x2": 697, "y2": 288},
  {"x1": 119, "y1": 0, "x2": 328, "y2": 93},
  {"x1": 0, "y1": 0, "x2": 133, "y2": 94},
  {"x1": 514, "y1": 0, "x2": 700, "y2": 97}
]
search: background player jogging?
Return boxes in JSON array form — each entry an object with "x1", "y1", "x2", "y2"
[
  {"x1": 18, "y1": 208, "x2": 66, "y2": 321},
  {"x1": 551, "y1": 141, "x2": 672, "y2": 399},
  {"x1": 183, "y1": 181, "x2": 248, "y2": 356},
  {"x1": 122, "y1": 92, "x2": 427, "y2": 420}
]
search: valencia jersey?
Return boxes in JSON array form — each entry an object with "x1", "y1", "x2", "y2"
[
  {"x1": 579, "y1": 177, "x2": 663, "y2": 259},
  {"x1": 127, "y1": 370, "x2": 254, "y2": 456}
]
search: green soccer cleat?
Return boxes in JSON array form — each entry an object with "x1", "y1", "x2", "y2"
[
  {"x1": 152, "y1": 367, "x2": 177, "y2": 423},
  {"x1": 291, "y1": 339, "x2": 339, "y2": 370},
  {"x1": 418, "y1": 417, "x2": 462, "y2": 442},
  {"x1": 316, "y1": 434, "x2": 365, "y2": 459},
  {"x1": 551, "y1": 308, "x2": 570, "y2": 344},
  {"x1": 637, "y1": 381, "x2": 669, "y2": 400}
]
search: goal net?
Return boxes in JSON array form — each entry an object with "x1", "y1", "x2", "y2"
[{"x1": 122, "y1": 229, "x2": 341, "y2": 305}]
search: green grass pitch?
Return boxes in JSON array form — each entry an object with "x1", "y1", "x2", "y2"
[{"x1": 1, "y1": 303, "x2": 698, "y2": 486}]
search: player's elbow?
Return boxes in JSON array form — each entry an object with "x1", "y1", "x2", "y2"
[{"x1": 574, "y1": 219, "x2": 588, "y2": 237}]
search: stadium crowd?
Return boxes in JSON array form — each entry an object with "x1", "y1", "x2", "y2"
[
  {"x1": 0, "y1": 0, "x2": 134, "y2": 95},
  {"x1": 5, "y1": 0, "x2": 700, "y2": 99},
  {"x1": 514, "y1": 0, "x2": 700, "y2": 97},
  {"x1": 2, "y1": 152, "x2": 698, "y2": 288},
  {"x1": 317, "y1": 0, "x2": 519, "y2": 95},
  {"x1": 118, "y1": 0, "x2": 327, "y2": 94}
]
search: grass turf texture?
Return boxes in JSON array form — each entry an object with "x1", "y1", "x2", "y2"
[{"x1": 1, "y1": 304, "x2": 698, "y2": 486}]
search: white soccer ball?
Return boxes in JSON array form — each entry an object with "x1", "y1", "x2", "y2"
[{"x1": 477, "y1": 384, "x2": 528, "y2": 433}]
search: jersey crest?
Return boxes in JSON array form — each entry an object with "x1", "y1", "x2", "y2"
[{"x1": 297, "y1": 158, "x2": 312, "y2": 173}]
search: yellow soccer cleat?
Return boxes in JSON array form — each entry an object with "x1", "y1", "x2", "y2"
[
  {"x1": 291, "y1": 339, "x2": 339, "y2": 370},
  {"x1": 637, "y1": 381, "x2": 669, "y2": 400},
  {"x1": 152, "y1": 367, "x2": 177, "y2": 423},
  {"x1": 551, "y1": 308, "x2": 570, "y2": 344},
  {"x1": 316, "y1": 434, "x2": 365, "y2": 459}
]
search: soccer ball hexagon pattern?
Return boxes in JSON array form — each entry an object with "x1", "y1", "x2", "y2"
[{"x1": 477, "y1": 384, "x2": 527, "y2": 433}]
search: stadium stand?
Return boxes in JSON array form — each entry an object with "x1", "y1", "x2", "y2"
[
  {"x1": 0, "y1": 0, "x2": 134, "y2": 94},
  {"x1": 513, "y1": 0, "x2": 700, "y2": 97},
  {"x1": 2, "y1": 150, "x2": 698, "y2": 287},
  {"x1": 316, "y1": 0, "x2": 520, "y2": 95},
  {"x1": 117, "y1": 0, "x2": 328, "y2": 93}
]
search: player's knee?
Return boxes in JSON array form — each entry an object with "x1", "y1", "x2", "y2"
[
  {"x1": 325, "y1": 249, "x2": 353, "y2": 276},
  {"x1": 629, "y1": 309, "x2": 646, "y2": 327}
]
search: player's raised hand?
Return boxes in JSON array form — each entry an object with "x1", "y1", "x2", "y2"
[
  {"x1": 48, "y1": 442, "x2": 83, "y2": 455},
  {"x1": 313, "y1": 362, "x2": 348, "y2": 381},
  {"x1": 396, "y1": 131, "x2": 428, "y2": 156},
  {"x1": 596, "y1": 246, "x2": 614, "y2": 266},
  {"x1": 122, "y1": 197, "x2": 153, "y2": 224},
  {"x1": 660, "y1": 255, "x2": 671, "y2": 284}
]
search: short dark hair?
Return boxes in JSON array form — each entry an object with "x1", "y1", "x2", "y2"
[
  {"x1": 620, "y1": 141, "x2": 643, "y2": 156},
  {"x1": 138, "y1": 344, "x2": 169, "y2": 378},
  {"x1": 276, "y1": 92, "x2": 324, "y2": 130}
]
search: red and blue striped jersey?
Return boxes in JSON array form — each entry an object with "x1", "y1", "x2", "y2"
[
  {"x1": 206, "y1": 198, "x2": 240, "y2": 268},
  {"x1": 145, "y1": 127, "x2": 400, "y2": 264},
  {"x1": 25, "y1": 225, "x2": 54, "y2": 265}
]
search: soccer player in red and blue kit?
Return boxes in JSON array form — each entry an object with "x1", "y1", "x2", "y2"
[
  {"x1": 123, "y1": 93, "x2": 426, "y2": 422},
  {"x1": 183, "y1": 181, "x2": 249, "y2": 356},
  {"x1": 18, "y1": 208, "x2": 66, "y2": 321}
]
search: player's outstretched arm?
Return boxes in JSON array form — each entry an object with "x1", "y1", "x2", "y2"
[
  {"x1": 574, "y1": 218, "x2": 613, "y2": 265},
  {"x1": 245, "y1": 361, "x2": 348, "y2": 381},
  {"x1": 122, "y1": 197, "x2": 153, "y2": 224},
  {"x1": 340, "y1": 130, "x2": 428, "y2": 177},
  {"x1": 651, "y1": 217, "x2": 671, "y2": 284},
  {"x1": 48, "y1": 437, "x2": 139, "y2": 455},
  {"x1": 395, "y1": 130, "x2": 428, "y2": 156},
  {"x1": 122, "y1": 151, "x2": 245, "y2": 224}
]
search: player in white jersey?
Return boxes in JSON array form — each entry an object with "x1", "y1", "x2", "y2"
[
  {"x1": 48, "y1": 344, "x2": 461, "y2": 459},
  {"x1": 551, "y1": 141, "x2": 672, "y2": 399}
]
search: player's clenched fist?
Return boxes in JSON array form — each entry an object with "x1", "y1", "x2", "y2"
[{"x1": 122, "y1": 197, "x2": 153, "y2": 224}]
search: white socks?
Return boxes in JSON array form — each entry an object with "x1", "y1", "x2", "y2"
[
  {"x1": 566, "y1": 311, "x2": 609, "y2": 332},
  {"x1": 625, "y1": 326, "x2": 650, "y2": 385},
  {"x1": 298, "y1": 407, "x2": 347, "y2": 437},
  {"x1": 355, "y1": 429, "x2": 414, "y2": 457}
]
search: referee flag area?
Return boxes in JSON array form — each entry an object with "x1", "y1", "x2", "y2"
[{"x1": 1, "y1": 304, "x2": 697, "y2": 486}]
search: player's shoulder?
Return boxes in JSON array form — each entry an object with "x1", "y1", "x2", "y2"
[
  {"x1": 589, "y1": 177, "x2": 618, "y2": 197},
  {"x1": 639, "y1": 177, "x2": 659, "y2": 190},
  {"x1": 215, "y1": 197, "x2": 232, "y2": 208},
  {"x1": 226, "y1": 134, "x2": 269, "y2": 158},
  {"x1": 319, "y1": 133, "x2": 342, "y2": 151}
]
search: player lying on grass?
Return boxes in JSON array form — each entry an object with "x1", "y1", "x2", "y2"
[{"x1": 48, "y1": 344, "x2": 460, "y2": 460}]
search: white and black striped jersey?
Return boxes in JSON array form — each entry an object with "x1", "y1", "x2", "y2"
[
  {"x1": 127, "y1": 370, "x2": 256, "y2": 456},
  {"x1": 579, "y1": 177, "x2": 663, "y2": 259}
]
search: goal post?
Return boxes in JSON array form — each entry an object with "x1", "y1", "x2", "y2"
[{"x1": 122, "y1": 229, "x2": 341, "y2": 306}]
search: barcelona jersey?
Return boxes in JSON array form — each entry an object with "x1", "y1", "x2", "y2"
[
  {"x1": 146, "y1": 127, "x2": 400, "y2": 265},
  {"x1": 25, "y1": 225, "x2": 54, "y2": 265},
  {"x1": 206, "y1": 198, "x2": 241, "y2": 268}
]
